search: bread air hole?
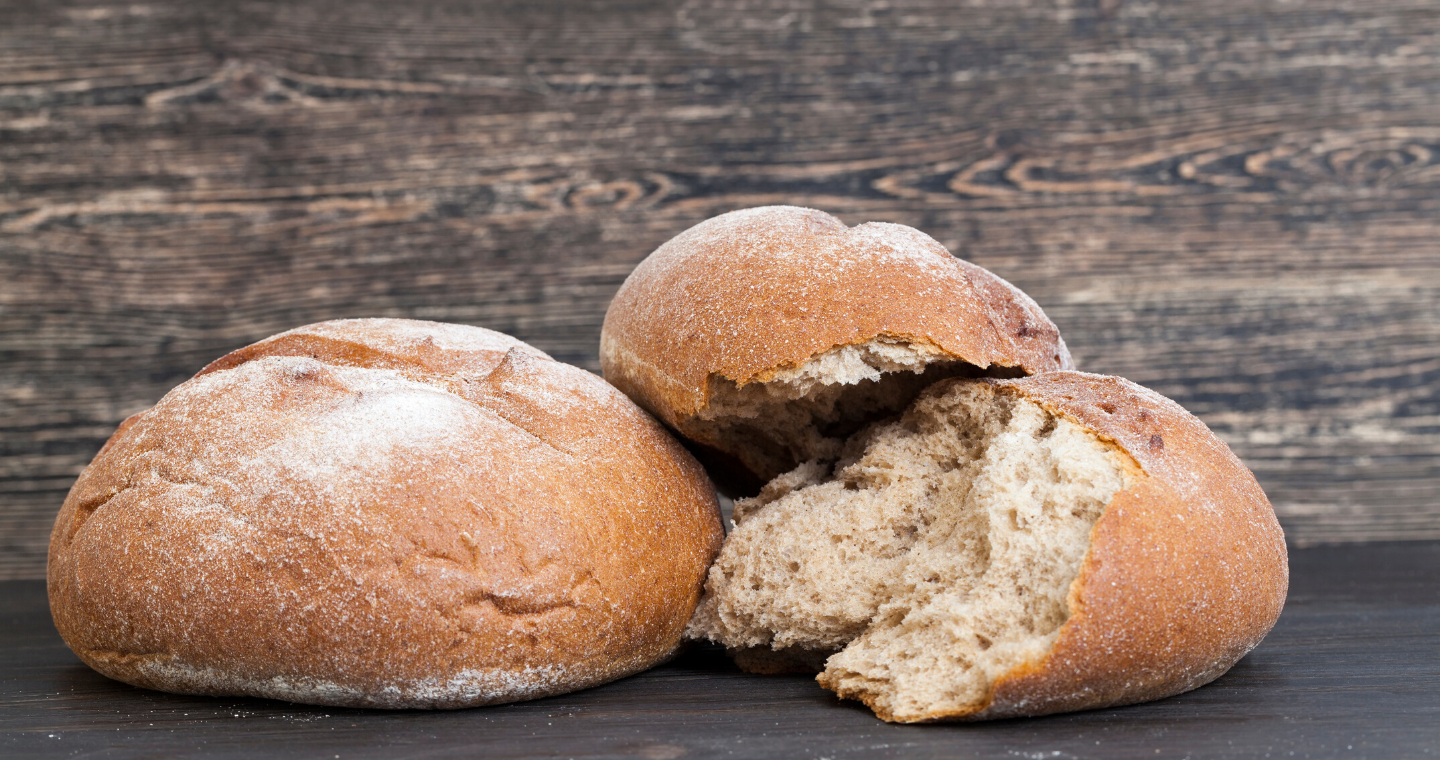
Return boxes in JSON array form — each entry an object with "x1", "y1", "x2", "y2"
[
  {"x1": 685, "y1": 378, "x2": 1136, "y2": 723},
  {"x1": 688, "y1": 338, "x2": 1025, "y2": 490}
]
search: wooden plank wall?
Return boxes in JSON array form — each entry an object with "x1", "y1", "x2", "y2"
[{"x1": 3, "y1": 0, "x2": 1438, "y2": 579}]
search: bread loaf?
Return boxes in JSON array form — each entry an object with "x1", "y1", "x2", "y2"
[
  {"x1": 687, "y1": 373, "x2": 1288, "y2": 722},
  {"x1": 600, "y1": 207, "x2": 1287, "y2": 722},
  {"x1": 600, "y1": 205, "x2": 1071, "y2": 493},
  {"x1": 48, "y1": 318, "x2": 724, "y2": 708}
]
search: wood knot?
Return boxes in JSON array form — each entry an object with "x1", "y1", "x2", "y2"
[
  {"x1": 144, "y1": 60, "x2": 317, "y2": 110},
  {"x1": 568, "y1": 180, "x2": 645, "y2": 211}
]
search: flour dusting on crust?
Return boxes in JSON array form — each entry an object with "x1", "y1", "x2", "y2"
[{"x1": 123, "y1": 652, "x2": 657, "y2": 709}]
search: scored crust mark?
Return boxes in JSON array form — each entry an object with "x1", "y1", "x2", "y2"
[
  {"x1": 599, "y1": 206, "x2": 1072, "y2": 493},
  {"x1": 202, "y1": 324, "x2": 578, "y2": 459},
  {"x1": 199, "y1": 318, "x2": 547, "y2": 378},
  {"x1": 48, "y1": 319, "x2": 723, "y2": 709},
  {"x1": 196, "y1": 318, "x2": 553, "y2": 416}
]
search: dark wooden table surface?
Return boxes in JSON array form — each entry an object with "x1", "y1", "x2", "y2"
[{"x1": 4, "y1": 541, "x2": 1438, "y2": 759}]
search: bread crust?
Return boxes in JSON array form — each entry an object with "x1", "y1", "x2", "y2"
[
  {"x1": 818, "y1": 372, "x2": 1289, "y2": 721},
  {"x1": 599, "y1": 206, "x2": 1072, "y2": 439},
  {"x1": 48, "y1": 319, "x2": 724, "y2": 708}
]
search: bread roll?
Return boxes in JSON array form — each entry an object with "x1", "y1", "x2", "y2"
[
  {"x1": 48, "y1": 318, "x2": 723, "y2": 708},
  {"x1": 600, "y1": 206, "x2": 1072, "y2": 492},
  {"x1": 686, "y1": 373, "x2": 1288, "y2": 722}
]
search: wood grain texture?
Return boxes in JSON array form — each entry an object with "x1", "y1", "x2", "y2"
[
  {"x1": 3, "y1": 541, "x2": 1438, "y2": 759},
  {"x1": 3, "y1": 0, "x2": 1440, "y2": 578}
]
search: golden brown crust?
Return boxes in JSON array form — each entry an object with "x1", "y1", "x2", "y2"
[
  {"x1": 599, "y1": 206, "x2": 1072, "y2": 432},
  {"x1": 879, "y1": 372, "x2": 1288, "y2": 721},
  {"x1": 48, "y1": 319, "x2": 723, "y2": 708},
  {"x1": 198, "y1": 317, "x2": 547, "y2": 378}
]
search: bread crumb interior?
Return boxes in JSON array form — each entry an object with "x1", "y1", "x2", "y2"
[
  {"x1": 685, "y1": 378, "x2": 1134, "y2": 722},
  {"x1": 689, "y1": 338, "x2": 1020, "y2": 484}
]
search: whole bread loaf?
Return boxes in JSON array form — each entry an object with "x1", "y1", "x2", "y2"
[{"x1": 48, "y1": 318, "x2": 724, "y2": 708}]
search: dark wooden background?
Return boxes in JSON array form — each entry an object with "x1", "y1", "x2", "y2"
[{"x1": 3, "y1": 0, "x2": 1439, "y2": 580}]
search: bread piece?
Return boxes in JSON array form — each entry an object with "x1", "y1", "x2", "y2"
[
  {"x1": 48, "y1": 318, "x2": 723, "y2": 709},
  {"x1": 687, "y1": 372, "x2": 1288, "y2": 722},
  {"x1": 600, "y1": 206, "x2": 1072, "y2": 491}
]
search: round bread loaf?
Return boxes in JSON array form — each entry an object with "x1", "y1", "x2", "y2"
[
  {"x1": 600, "y1": 206, "x2": 1073, "y2": 492},
  {"x1": 48, "y1": 318, "x2": 724, "y2": 708},
  {"x1": 686, "y1": 372, "x2": 1288, "y2": 722}
]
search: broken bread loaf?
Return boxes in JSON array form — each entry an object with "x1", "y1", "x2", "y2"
[
  {"x1": 601, "y1": 207, "x2": 1286, "y2": 722},
  {"x1": 48, "y1": 319, "x2": 723, "y2": 708},
  {"x1": 600, "y1": 205, "x2": 1072, "y2": 494},
  {"x1": 687, "y1": 372, "x2": 1287, "y2": 722}
]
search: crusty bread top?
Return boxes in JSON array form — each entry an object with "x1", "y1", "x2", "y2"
[
  {"x1": 200, "y1": 317, "x2": 542, "y2": 378},
  {"x1": 49, "y1": 319, "x2": 724, "y2": 708},
  {"x1": 600, "y1": 206, "x2": 1073, "y2": 430},
  {"x1": 957, "y1": 372, "x2": 1289, "y2": 721}
]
